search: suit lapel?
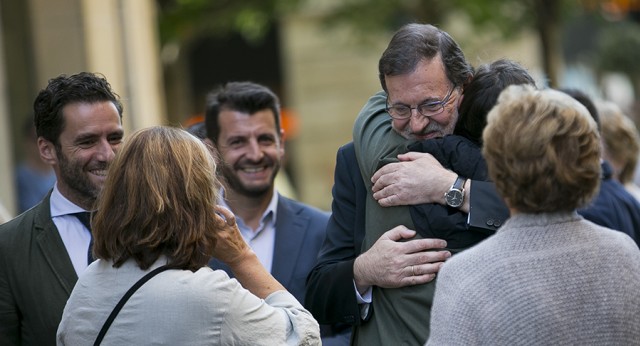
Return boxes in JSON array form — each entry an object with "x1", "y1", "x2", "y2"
[
  {"x1": 271, "y1": 196, "x2": 309, "y2": 289},
  {"x1": 34, "y1": 195, "x2": 78, "y2": 295}
]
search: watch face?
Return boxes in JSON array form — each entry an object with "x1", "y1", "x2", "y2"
[{"x1": 445, "y1": 189, "x2": 464, "y2": 208}]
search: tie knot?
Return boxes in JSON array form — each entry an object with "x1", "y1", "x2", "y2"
[{"x1": 72, "y1": 211, "x2": 92, "y2": 231}]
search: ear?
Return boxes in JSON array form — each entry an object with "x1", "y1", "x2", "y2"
[
  {"x1": 38, "y1": 137, "x2": 57, "y2": 165},
  {"x1": 278, "y1": 128, "x2": 286, "y2": 157},
  {"x1": 456, "y1": 88, "x2": 464, "y2": 109}
]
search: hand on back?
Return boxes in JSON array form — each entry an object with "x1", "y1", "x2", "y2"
[{"x1": 353, "y1": 226, "x2": 451, "y2": 293}]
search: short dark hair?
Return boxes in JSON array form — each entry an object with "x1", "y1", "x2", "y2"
[
  {"x1": 455, "y1": 59, "x2": 536, "y2": 145},
  {"x1": 186, "y1": 121, "x2": 207, "y2": 140},
  {"x1": 559, "y1": 88, "x2": 600, "y2": 130},
  {"x1": 204, "y1": 81, "x2": 281, "y2": 144},
  {"x1": 378, "y1": 23, "x2": 473, "y2": 92},
  {"x1": 33, "y1": 72, "x2": 123, "y2": 145}
]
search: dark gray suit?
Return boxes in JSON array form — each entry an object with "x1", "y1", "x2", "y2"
[{"x1": 0, "y1": 192, "x2": 77, "y2": 346}]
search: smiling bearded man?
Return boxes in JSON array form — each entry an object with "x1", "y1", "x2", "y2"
[
  {"x1": 0, "y1": 72, "x2": 124, "y2": 346},
  {"x1": 203, "y1": 82, "x2": 348, "y2": 344},
  {"x1": 214, "y1": 105, "x2": 282, "y2": 198}
]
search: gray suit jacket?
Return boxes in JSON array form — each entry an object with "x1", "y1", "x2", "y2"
[
  {"x1": 0, "y1": 192, "x2": 77, "y2": 346},
  {"x1": 209, "y1": 194, "x2": 329, "y2": 304}
]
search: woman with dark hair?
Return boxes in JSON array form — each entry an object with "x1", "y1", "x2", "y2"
[{"x1": 57, "y1": 126, "x2": 319, "y2": 345}]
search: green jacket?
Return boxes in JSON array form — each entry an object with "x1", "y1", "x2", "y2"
[
  {"x1": 352, "y1": 90, "x2": 436, "y2": 345},
  {"x1": 0, "y1": 192, "x2": 77, "y2": 346}
]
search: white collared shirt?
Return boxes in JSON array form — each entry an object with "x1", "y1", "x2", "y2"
[
  {"x1": 219, "y1": 190, "x2": 278, "y2": 273},
  {"x1": 50, "y1": 184, "x2": 92, "y2": 276}
]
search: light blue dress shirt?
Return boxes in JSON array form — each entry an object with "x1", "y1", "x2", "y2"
[
  {"x1": 219, "y1": 189, "x2": 278, "y2": 273},
  {"x1": 49, "y1": 184, "x2": 92, "y2": 276}
]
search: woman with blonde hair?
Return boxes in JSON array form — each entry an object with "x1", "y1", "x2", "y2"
[
  {"x1": 598, "y1": 100, "x2": 640, "y2": 200},
  {"x1": 426, "y1": 85, "x2": 640, "y2": 345},
  {"x1": 57, "y1": 126, "x2": 320, "y2": 345}
]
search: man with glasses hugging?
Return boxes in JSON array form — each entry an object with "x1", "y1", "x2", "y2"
[{"x1": 306, "y1": 24, "x2": 510, "y2": 345}]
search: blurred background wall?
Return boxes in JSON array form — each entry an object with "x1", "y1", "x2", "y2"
[
  {"x1": 1, "y1": 0, "x2": 639, "y2": 216},
  {"x1": 0, "y1": 0, "x2": 166, "y2": 215}
]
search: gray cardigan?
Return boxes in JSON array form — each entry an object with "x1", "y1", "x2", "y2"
[{"x1": 427, "y1": 212, "x2": 640, "y2": 345}]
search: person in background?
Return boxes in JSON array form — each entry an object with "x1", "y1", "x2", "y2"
[
  {"x1": 0, "y1": 72, "x2": 124, "y2": 346},
  {"x1": 57, "y1": 126, "x2": 320, "y2": 345},
  {"x1": 185, "y1": 120, "x2": 299, "y2": 200},
  {"x1": 15, "y1": 117, "x2": 57, "y2": 213},
  {"x1": 203, "y1": 81, "x2": 346, "y2": 344},
  {"x1": 426, "y1": 84, "x2": 640, "y2": 345},
  {"x1": 561, "y1": 88, "x2": 640, "y2": 246},
  {"x1": 597, "y1": 100, "x2": 640, "y2": 201},
  {"x1": 185, "y1": 120, "x2": 208, "y2": 140}
]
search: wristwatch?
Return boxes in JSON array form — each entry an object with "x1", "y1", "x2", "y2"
[{"x1": 444, "y1": 176, "x2": 467, "y2": 208}]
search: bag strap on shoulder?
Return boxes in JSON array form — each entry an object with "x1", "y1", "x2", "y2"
[{"x1": 94, "y1": 265, "x2": 171, "y2": 345}]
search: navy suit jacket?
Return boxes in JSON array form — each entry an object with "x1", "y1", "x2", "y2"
[
  {"x1": 579, "y1": 161, "x2": 640, "y2": 245},
  {"x1": 0, "y1": 192, "x2": 77, "y2": 346},
  {"x1": 306, "y1": 143, "x2": 367, "y2": 326},
  {"x1": 208, "y1": 194, "x2": 329, "y2": 305}
]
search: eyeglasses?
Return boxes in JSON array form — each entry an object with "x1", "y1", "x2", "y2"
[{"x1": 386, "y1": 86, "x2": 457, "y2": 120}]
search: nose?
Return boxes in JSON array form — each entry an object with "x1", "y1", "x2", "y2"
[
  {"x1": 409, "y1": 110, "x2": 430, "y2": 134},
  {"x1": 95, "y1": 139, "x2": 117, "y2": 163},
  {"x1": 245, "y1": 139, "x2": 264, "y2": 161}
]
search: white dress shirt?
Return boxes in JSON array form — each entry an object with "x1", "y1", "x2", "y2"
[{"x1": 49, "y1": 184, "x2": 92, "y2": 276}]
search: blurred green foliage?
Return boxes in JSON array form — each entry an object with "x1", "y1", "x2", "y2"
[
  {"x1": 157, "y1": 0, "x2": 571, "y2": 44},
  {"x1": 157, "y1": 0, "x2": 301, "y2": 44},
  {"x1": 157, "y1": 0, "x2": 640, "y2": 90},
  {"x1": 596, "y1": 21, "x2": 640, "y2": 78}
]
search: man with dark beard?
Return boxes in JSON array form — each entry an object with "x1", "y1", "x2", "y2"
[
  {"x1": 0, "y1": 72, "x2": 124, "y2": 346},
  {"x1": 204, "y1": 82, "x2": 347, "y2": 345}
]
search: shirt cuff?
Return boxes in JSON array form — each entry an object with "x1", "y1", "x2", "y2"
[
  {"x1": 353, "y1": 280, "x2": 372, "y2": 320},
  {"x1": 353, "y1": 280, "x2": 372, "y2": 303}
]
